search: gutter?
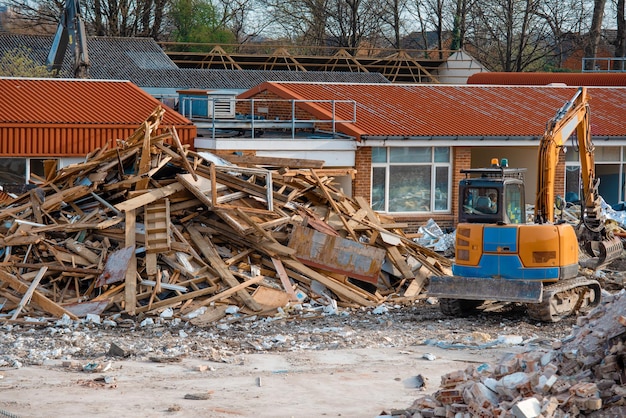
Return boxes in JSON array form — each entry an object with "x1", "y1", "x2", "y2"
[{"x1": 359, "y1": 135, "x2": 626, "y2": 147}]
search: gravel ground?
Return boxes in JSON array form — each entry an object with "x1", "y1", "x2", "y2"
[{"x1": 0, "y1": 300, "x2": 578, "y2": 368}]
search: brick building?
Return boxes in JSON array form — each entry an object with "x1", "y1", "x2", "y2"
[{"x1": 195, "y1": 82, "x2": 626, "y2": 230}]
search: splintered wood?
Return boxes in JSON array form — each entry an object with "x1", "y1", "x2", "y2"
[{"x1": 0, "y1": 106, "x2": 450, "y2": 323}]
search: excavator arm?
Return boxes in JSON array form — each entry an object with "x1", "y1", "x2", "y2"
[
  {"x1": 535, "y1": 87, "x2": 594, "y2": 223},
  {"x1": 46, "y1": 0, "x2": 90, "y2": 78},
  {"x1": 535, "y1": 87, "x2": 621, "y2": 267}
]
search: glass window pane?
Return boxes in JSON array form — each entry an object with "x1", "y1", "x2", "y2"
[
  {"x1": 388, "y1": 166, "x2": 431, "y2": 212},
  {"x1": 595, "y1": 146, "x2": 620, "y2": 162},
  {"x1": 505, "y1": 184, "x2": 524, "y2": 224},
  {"x1": 565, "y1": 148, "x2": 579, "y2": 162},
  {"x1": 371, "y1": 167, "x2": 386, "y2": 211},
  {"x1": 596, "y1": 164, "x2": 620, "y2": 205},
  {"x1": 0, "y1": 158, "x2": 26, "y2": 184},
  {"x1": 390, "y1": 147, "x2": 431, "y2": 163},
  {"x1": 372, "y1": 147, "x2": 387, "y2": 163},
  {"x1": 565, "y1": 165, "x2": 581, "y2": 203},
  {"x1": 434, "y1": 166, "x2": 449, "y2": 210},
  {"x1": 434, "y1": 147, "x2": 450, "y2": 163}
]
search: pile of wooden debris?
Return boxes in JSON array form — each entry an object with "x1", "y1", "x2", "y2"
[{"x1": 0, "y1": 108, "x2": 449, "y2": 323}]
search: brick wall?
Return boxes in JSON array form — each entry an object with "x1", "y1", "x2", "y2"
[
  {"x1": 555, "y1": 151, "x2": 566, "y2": 198},
  {"x1": 353, "y1": 147, "x2": 371, "y2": 200}
]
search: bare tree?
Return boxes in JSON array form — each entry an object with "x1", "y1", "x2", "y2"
[
  {"x1": 215, "y1": 0, "x2": 272, "y2": 44},
  {"x1": 405, "y1": 0, "x2": 463, "y2": 56},
  {"x1": 258, "y1": 0, "x2": 330, "y2": 48},
  {"x1": 584, "y1": 0, "x2": 606, "y2": 69},
  {"x1": 6, "y1": 0, "x2": 170, "y2": 39},
  {"x1": 375, "y1": 0, "x2": 410, "y2": 49},
  {"x1": 534, "y1": 0, "x2": 590, "y2": 69},
  {"x1": 450, "y1": 0, "x2": 470, "y2": 50},
  {"x1": 614, "y1": 0, "x2": 626, "y2": 69},
  {"x1": 465, "y1": 0, "x2": 560, "y2": 71}
]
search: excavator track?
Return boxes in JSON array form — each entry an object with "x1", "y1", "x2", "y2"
[{"x1": 526, "y1": 277, "x2": 601, "y2": 322}]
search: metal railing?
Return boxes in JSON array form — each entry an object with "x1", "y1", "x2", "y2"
[
  {"x1": 178, "y1": 97, "x2": 357, "y2": 139},
  {"x1": 582, "y1": 57, "x2": 626, "y2": 72}
]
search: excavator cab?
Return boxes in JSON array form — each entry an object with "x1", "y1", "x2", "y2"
[{"x1": 458, "y1": 160, "x2": 526, "y2": 225}]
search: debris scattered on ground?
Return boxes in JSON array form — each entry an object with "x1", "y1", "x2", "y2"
[{"x1": 386, "y1": 290, "x2": 626, "y2": 417}]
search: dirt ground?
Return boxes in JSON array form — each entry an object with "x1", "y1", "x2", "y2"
[
  {"x1": 0, "y1": 302, "x2": 576, "y2": 418},
  {"x1": 0, "y1": 345, "x2": 530, "y2": 418}
]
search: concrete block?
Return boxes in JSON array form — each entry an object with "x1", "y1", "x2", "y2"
[{"x1": 511, "y1": 397, "x2": 541, "y2": 418}]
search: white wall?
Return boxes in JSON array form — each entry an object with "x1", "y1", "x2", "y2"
[
  {"x1": 436, "y1": 50, "x2": 488, "y2": 84},
  {"x1": 470, "y1": 146, "x2": 539, "y2": 204}
]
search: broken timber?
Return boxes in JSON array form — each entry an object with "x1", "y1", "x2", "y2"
[{"x1": 0, "y1": 106, "x2": 450, "y2": 323}]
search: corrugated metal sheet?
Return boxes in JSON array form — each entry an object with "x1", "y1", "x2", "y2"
[
  {"x1": 240, "y1": 82, "x2": 626, "y2": 139},
  {"x1": 467, "y1": 72, "x2": 626, "y2": 87},
  {"x1": 0, "y1": 77, "x2": 196, "y2": 156}
]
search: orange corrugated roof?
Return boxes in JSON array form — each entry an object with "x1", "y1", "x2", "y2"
[
  {"x1": 240, "y1": 82, "x2": 626, "y2": 140},
  {"x1": 467, "y1": 72, "x2": 626, "y2": 86},
  {"x1": 0, "y1": 77, "x2": 191, "y2": 126}
]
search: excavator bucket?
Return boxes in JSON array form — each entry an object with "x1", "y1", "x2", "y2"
[
  {"x1": 428, "y1": 276, "x2": 543, "y2": 303},
  {"x1": 581, "y1": 236, "x2": 624, "y2": 270}
]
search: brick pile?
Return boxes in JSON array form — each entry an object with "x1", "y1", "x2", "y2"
[{"x1": 400, "y1": 290, "x2": 626, "y2": 417}]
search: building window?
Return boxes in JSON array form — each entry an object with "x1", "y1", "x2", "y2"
[
  {"x1": 0, "y1": 158, "x2": 58, "y2": 185},
  {"x1": 565, "y1": 147, "x2": 622, "y2": 206},
  {"x1": 371, "y1": 146, "x2": 451, "y2": 213}
]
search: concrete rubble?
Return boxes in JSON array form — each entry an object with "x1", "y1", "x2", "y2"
[{"x1": 385, "y1": 290, "x2": 626, "y2": 418}]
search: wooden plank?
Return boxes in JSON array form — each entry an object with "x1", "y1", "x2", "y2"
[
  {"x1": 125, "y1": 209, "x2": 137, "y2": 315},
  {"x1": 271, "y1": 258, "x2": 299, "y2": 301},
  {"x1": 282, "y1": 259, "x2": 375, "y2": 306},
  {"x1": 186, "y1": 224, "x2": 263, "y2": 312},
  {"x1": 310, "y1": 169, "x2": 358, "y2": 240},
  {"x1": 225, "y1": 154, "x2": 325, "y2": 169},
  {"x1": 135, "y1": 121, "x2": 152, "y2": 190},
  {"x1": 188, "y1": 305, "x2": 229, "y2": 326},
  {"x1": 114, "y1": 182, "x2": 185, "y2": 212},
  {"x1": 12, "y1": 263, "x2": 102, "y2": 275},
  {"x1": 11, "y1": 267, "x2": 48, "y2": 320},
  {"x1": 30, "y1": 189, "x2": 43, "y2": 224},
  {"x1": 196, "y1": 275, "x2": 264, "y2": 308},
  {"x1": 176, "y1": 173, "x2": 215, "y2": 210},
  {"x1": 252, "y1": 286, "x2": 290, "y2": 309},
  {"x1": 0, "y1": 269, "x2": 78, "y2": 320},
  {"x1": 66, "y1": 239, "x2": 100, "y2": 265},
  {"x1": 170, "y1": 127, "x2": 198, "y2": 181},
  {"x1": 134, "y1": 275, "x2": 261, "y2": 314}
]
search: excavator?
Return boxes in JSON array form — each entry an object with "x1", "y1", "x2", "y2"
[
  {"x1": 46, "y1": 0, "x2": 90, "y2": 78},
  {"x1": 428, "y1": 87, "x2": 623, "y2": 322}
]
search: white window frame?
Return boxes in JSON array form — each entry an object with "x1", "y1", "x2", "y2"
[{"x1": 371, "y1": 146, "x2": 452, "y2": 214}]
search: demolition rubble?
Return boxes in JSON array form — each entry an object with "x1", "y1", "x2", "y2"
[
  {"x1": 4, "y1": 108, "x2": 626, "y2": 417},
  {"x1": 0, "y1": 107, "x2": 449, "y2": 324},
  {"x1": 384, "y1": 289, "x2": 626, "y2": 418}
]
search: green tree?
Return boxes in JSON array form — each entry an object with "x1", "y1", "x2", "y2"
[
  {"x1": 0, "y1": 48, "x2": 55, "y2": 77},
  {"x1": 170, "y1": 0, "x2": 235, "y2": 50}
]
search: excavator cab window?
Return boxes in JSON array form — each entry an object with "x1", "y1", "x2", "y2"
[
  {"x1": 504, "y1": 183, "x2": 524, "y2": 224},
  {"x1": 463, "y1": 187, "x2": 499, "y2": 216}
]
